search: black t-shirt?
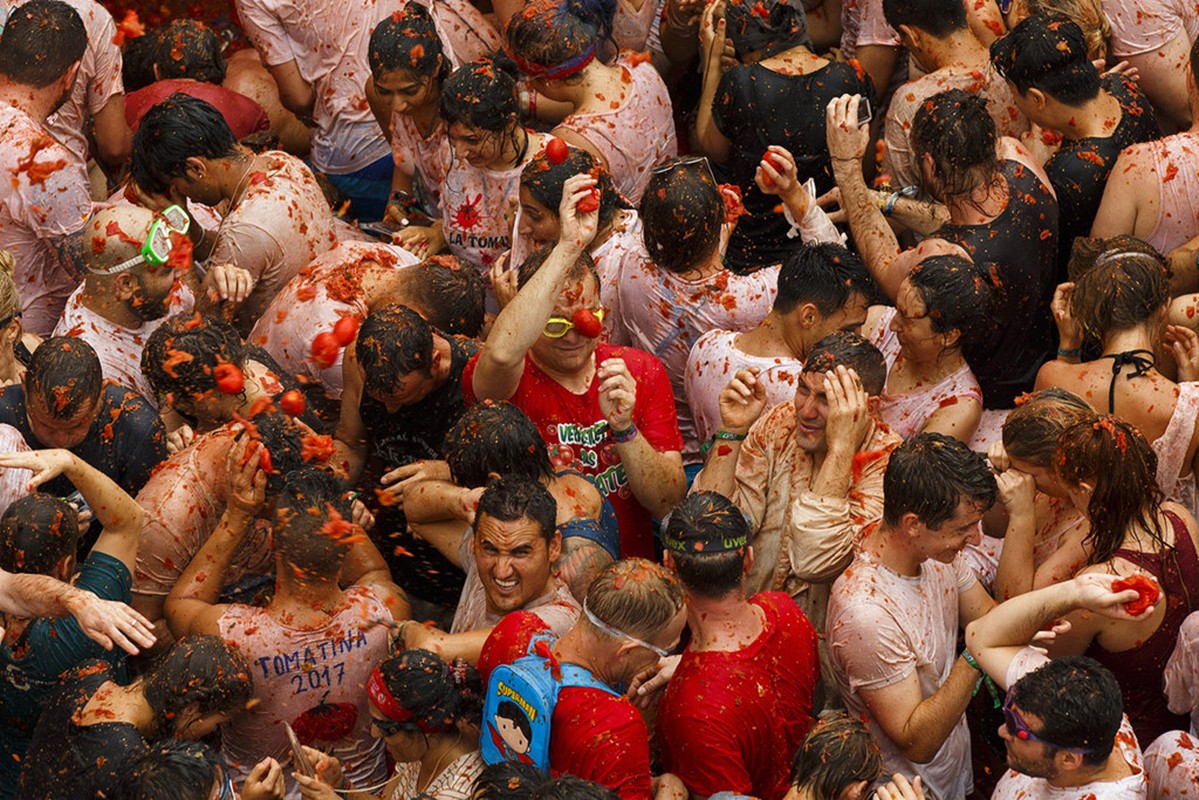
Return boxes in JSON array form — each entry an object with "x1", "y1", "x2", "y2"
[
  {"x1": 17, "y1": 661, "x2": 149, "y2": 800},
  {"x1": 1046, "y1": 75, "x2": 1161, "y2": 277},
  {"x1": 713, "y1": 60, "x2": 876, "y2": 272}
]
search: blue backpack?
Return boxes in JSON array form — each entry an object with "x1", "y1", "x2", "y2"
[{"x1": 480, "y1": 633, "x2": 620, "y2": 771}]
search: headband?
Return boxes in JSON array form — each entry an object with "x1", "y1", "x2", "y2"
[
  {"x1": 508, "y1": 45, "x2": 595, "y2": 81},
  {"x1": 366, "y1": 667, "x2": 451, "y2": 734}
]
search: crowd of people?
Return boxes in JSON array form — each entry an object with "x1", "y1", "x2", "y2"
[{"x1": 0, "y1": 0, "x2": 1198, "y2": 796}]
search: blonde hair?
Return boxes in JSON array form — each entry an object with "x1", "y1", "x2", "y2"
[
  {"x1": 1025, "y1": 0, "x2": 1111, "y2": 60},
  {"x1": 0, "y1": 251, "x2": 19, "y2": 321}
]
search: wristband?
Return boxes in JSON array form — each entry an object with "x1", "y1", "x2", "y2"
[
  {"x1": 1057, "y1": 347, "x2": 1081, "y2": 359},
  {"x1": 714, "y1": 430, "x2": 747, "y2": 441},
  {"x1": 881, "y1": 185, "x2": 917, "y2": 217},
  {"x1": 961, "y1": 648, "x2": 1002, "y2": 708},
  {"x1": 961, "y1": 648, "x2": 982, "y2": 671},
  {"x1": 610, "y1": 421, "x2": 638, "y2": 443}
]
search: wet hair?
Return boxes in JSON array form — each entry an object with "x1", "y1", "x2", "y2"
[
  {"x1": 0, "y1": 250, "x2": 20, "y2": 324},
  {"x1": 154, "y1": 20, "x2": 227, "y2": 84},
  {"x1": 802, "y1": 332, "x2": 887, "y2": 396},
  {"x1": 0, "y1": 0, "x2": 86, "y2": 88},
  {"x1": 790, "y1": 714, "x2": 883, "y2": 800},
  {"x1": 471, "y1": 760, "x2": 548, "y2": 800},
  {"x1": 505, "y1": 0, "x2": 616, "y2": 77},
  {"x1": 369, "y1": 4, "x2": 449, "y2": 83},
  {"x1": 355, "y1": 304, "x2": 435, "y2": 397},
  {"x1": 1068, "y1": 244, "x2": 1170, "y2": 343},
  {"x1": 1008, "y1": 656, "x2": 1122, "y2": 767},
  {"x1": 141, "y1": 314, "x2": 247, "y2": 407},
  {"x1": 665, "y1": 492, "x2": 749, "y2": 599},
  {"x1": 252, "y1": 411, "x2": 309, "y2": 492},
  {"x1": 584, "y1": 558, "x2": 685, "y2": 641},
  {"x1": 907, "y1": 255, "x2": 995, "y2": 352},
  {"x1": 142, "y1": 635, "x2": 254, "y2": 739},
  {"x1": 111, "y1": 739, "x2": 222, "y2": 800},
  {"x1": 274, "y1": 466, "x2": 356, "y2": 580},
  {"x1": 122, "y1": 29, "x2": 161, "y2": 92},
  {"x1": 910, "y1": 89, "x2": 999, "y2": 200},
  {"x1": 991, "y1": 15, "x2": 1100, "y2": 106},
  {"x1": 1192, "y1": 35, "x2": 1199, "y2": 88},
  {"x1": 1021, "y1": 0, "x2": 1109, "y2": 60},
  {"x1": 1056, "y1": 416, "x2": 1165, "y2": 565},
  {"x1": 0, "y1": 494, "x2": 80, "y2": 575},
  {"x1": 883, "y1": 432, "x2": 998, "y2": 528},
  {"x1": 414, "y1": 256, "x2": 487, "y2": 337},
  {"x1": 25, "y1": 337, "x2": 103, "y2": 419},
  {"x1": 723, "y1": 0, "x2": 811, "y2": 59},
  {"x1": 1067, "y1": 234, "x2": 1166, "y2": 280},
  {"x1": 521, "y1": 149, "x2": 630, "y2": 234},
  {"x1": 440, "y1": 57, "x2": 522, "y2": 135},
  {"x1": 475, "y1": 475, "x2": 557, "y2": 545},
  {"x1": 131, "y1": 94, "x2": 240, "y2": 195},
  {"x1": 533, "y1": 777, "x2": 619, "y2": 800},
  {"x1": 445, "y1": 401, "x2": 553, "y2": 488},
  {"x1": 516, "y1": 243, "x2": 598, "y2": 291},
  {"x1": 882, "y1": 0, "x2": 965, "y2": 38},
  {"x1": 775, "y1": 243, "x2": 876, "y2": 316},
  {"x1": 376, "y1": 649, "x2": 483, "y2": 733},
  {"x1": 640, "y1": 159, "x2": 724, "y2": 274},
  {"x1": 1002, "y1": 387, "x2": 1096, "y2": 466}
]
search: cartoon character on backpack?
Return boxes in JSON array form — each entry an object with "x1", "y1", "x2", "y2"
[{"x1": 486, "y1": 700, "x2": 535, "y2": 764}]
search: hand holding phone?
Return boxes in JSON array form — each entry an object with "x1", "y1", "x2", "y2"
[{"x1": 285, "y1": 722, "x2": 316, "y2": 779}]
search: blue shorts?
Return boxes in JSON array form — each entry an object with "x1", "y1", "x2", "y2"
[{"x1": 314, "y1": 153, "x2": 395, "y2": 222}]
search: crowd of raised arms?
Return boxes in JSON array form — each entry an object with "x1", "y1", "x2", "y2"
[{"x1": 1, "y1": 0, "x2": 1198, "y2": 796}]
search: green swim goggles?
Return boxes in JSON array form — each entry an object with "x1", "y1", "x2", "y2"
[{"x1": 98, "y1": 205, "x2": 191, "y2": 275}]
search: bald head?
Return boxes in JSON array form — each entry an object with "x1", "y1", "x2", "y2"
[
  {"x1": 80, "y1": 206, "x2": 180, "y2": 323},
  {"x1": 83, "y1": 206, "x2": 158, "y2": 277}
]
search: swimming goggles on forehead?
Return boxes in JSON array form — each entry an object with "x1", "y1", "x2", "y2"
[
  {"x1": 97, "y1": 205, "x2": 190, "y2": 275},
  {"x1": 582, "y1": 597, "x2": 683, "y2": 658}
]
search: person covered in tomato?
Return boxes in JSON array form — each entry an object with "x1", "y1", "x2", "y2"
[
  {"x1": 165, "y1": 458, "x2": 402, "y2": 798},
  {"x1": 465, "y1": 173, "x2": 685, "y2": 560},
  {"x1": 294, "y1": 649, "x2": 485, "y2": 800}
]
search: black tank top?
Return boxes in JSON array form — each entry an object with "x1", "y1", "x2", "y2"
[{"x1": 938, "y1": 160, "x2": 1058, "y2": 408}]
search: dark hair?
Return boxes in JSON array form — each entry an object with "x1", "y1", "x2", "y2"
[
  {"x1": 1009, "y1": 656, "x2": 1122, "y2": 767},
  {"x1": 414, "y1": 256, "x2": 487, "y2": 337},
  {"x1": 131, "y1": 94, "x2": 240, "y2": 195},
  {"x1": 665, "y1": 492, "x2": 748, "y2": 598},
  {"x1": 495, "y1": 700, "x2": 533, "y2": 741},
  {"x1": 369, "y1": 4, "x2": 449, "y2": 83},
  {"x1": 111, "y1": 739, "x2": 222, "y2": 800},
  {"x1": 355, "y1": 304, "x2": 435, "y2": 397},
  {"x1": 802, "y1": 332, "x2": 887, "y2": 396},
  {"x1": 0, "y1": 494, "x2": 80, "y2": 575},
  {"x1": 122, "y1": 29, "x2": 161, "y2": 92},
  {"x1": 910, "y1": 89, "x2": 999, "y2": 200},
  {"x1": 775, "y1": 243, "x2": 875, "y2": 316},
  {"x1": 253, "y1": 411, "x2": 310, "y2": 492},
  {"x1": 1056, "y1": 416, "x2": 1165, "y2": 564},
  {"x1": 790, "y1": 714, "x2": 883, "y2": 800},
  {"x1": 1002, "y1": 387, "x2": 1095, "y2": 466},
  {"x1": 883, "y1": 432, "x2": 997, "y2": 528},
  {"x1": 1192, "y1": 36, "x2": 1199, "y2": 89},
  {"x1": 476, "y1": 475, "x2": 557, "y2": 544},
  {"x1": 154, "y1": 20, "x2": 227, "y2": 84},
  {"x1": 516, "y1": 243, "x2": 597, "y2": 289},
  {"x1": 1067, "y1": 234, "x2": 1166, "y2": 280},
  {"x1": 640, "y1": 160, "x2": 724, "y2": 274},
  {"x1": 584, "y1": 558, "x2": 685, "y2": 641},
  {"x1": 142, "y1": 635, "x2": 254, "y2": 739},
  {"x1": 521, "y1": 149, "x2": 630, "y2": 234},
  {"x1": 0, "y1": 0, "x2": 86, "y2": 88},
  {"x1": 377, "y1": 649, "x2": 483, "y2": 733},
  {"x1": 1070, "y1": 251, "x2": 1170, "y2": 342},
  {"x1": 882, "y1": 0, "x2": 966, "y2": 37},
  {"x1": 723, "y1": 0, "x2": 811, "y2": 59},
  {"x1": 274, "y1": 466, "x2": 356, "y2": 580},
  {"x1": 440, "y1": 58, "x2": 521, "y2": 135},
  {"x1": 446, "y1": 401, "x2": 553, "y2": 488},
  {"x1": 471, "y1": 760, "x2": 548, "y2": 800},
  {"x1": 26, "y1": 337, "x2": 103, "y2": 419},
  {"x1": 533, "y1": 777, "x2": 620, "y2": 800},
  {"x1": 141, "y1": 314, "x2": 247, "y2": 407},
  {"x1": 991, "y1": 15, "x2": 1100, "y2": 106},
  {"x1": 505, "y1": 0, "x2": 616, "y2": 76},
  {"x1": 907, "y1": 255, "x2": 994, "y2": 352}
]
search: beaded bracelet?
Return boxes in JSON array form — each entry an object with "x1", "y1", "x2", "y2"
[{"x1": 610, "y1": 422, "x2": 639, "y2": 443}]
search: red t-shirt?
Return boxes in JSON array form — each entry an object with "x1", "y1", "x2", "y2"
[
  {"x1": 463, "y1": 344, "x2": 683, "y2": 559},
  {"x1": 126, "y1": 79, "x2": 271, "y2": 139},
  {"x1": 656, "y1": 593, "x2": 820, "y2": 800}
]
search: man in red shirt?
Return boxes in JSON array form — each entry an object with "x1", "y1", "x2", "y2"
[
  {"x1": 464, "y1": 174, "x2": 686, "y2": 559},
  {"x1": 657, "y1": 492, "x2": 819, "y2": 800}
]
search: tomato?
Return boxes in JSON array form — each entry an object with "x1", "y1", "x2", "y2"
[
  {"x1": 279, "y1": 390, "x2": 306, "y2": 417},
  {"x1": 760, "y1": 153, "x2": 782, "y2": 187},
  {"x1": 332, "y1": 315, "x2": 360, "y2": 347},
  {"x1": 213, "y1": 363, "x2": 244, "y2": 395},
  {"x1": 546, "y1": 137, "x2": 569, "y2": 165},
  {"x1": 572, "y1": 308, "x2": 603, "y2": 338},
  {"x1": 1112, "y1": 573, "x2": 1161, "y2": 616},
  {"x1": 258, "y1": 446, "x2": 274, "y2": 474},
  {"x1": 311, "y1": 332, "x2": 341, "y2": 369},
  {"x1": 576, "y1": 189, "x2": 600, "y2": 213}
]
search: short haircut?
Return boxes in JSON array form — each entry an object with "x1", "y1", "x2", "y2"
[
  {"x1": 802, "y1": 331, "x2": 887, "y2": 396},
  {"x1": 141, "y1": 314, "x2": 246, "y2": 404},
  {"x1": 533, "y1": 777, "x2": 620, "y2": 800},
  {"x1": 991, "y1": 15, "x2": 1101, "y2": 106},
  {"x1": 584, "y1": 558, "x2": 686, "y2": 641},
  {"x1": 131, "y1": 94, "x2": 240, "y2": 195},
  {"x1": 790, "y1": 714, "x2": 883, "y2": 800},
  {"x1": 0, "y1": 494, "x2": 80, "y2": 575},
  {"x1": 516, "y1": 242, "x2": 597, "y2": 290},
  {"x1": 475, "y1": 475, "x2": 557, "y2": 545},
  {"x1": 0, "y1": 0, "x2": 85, "y2": 88},
  {"x1": 472, "y1": 760, "x2": 548, "y2": 800},
  {"x1": 1009, "y1": 656, "x2": 1122, "y2": 768},
  {"x1": 775, "y1": 243, "x2": 875, "y2": 316},
  {"x1": 355, "y1": 304, "x2": 435, "y2": 397},
  {"x1": 640, "y1": 160, "x2": 724, "y2": 274},
  {"x1": 665, "y1": 492, "x2": 748, "y2": 599},
  {"x1": 1002, "y1": 387, "x2": 1095, "y2": 466},
  {"x1": 109, "y1": 739, "x2": 222, "y2": 800},
  {"x1": 142, "y1": 635, "x2": 254, "y2": 738},
  {"x1": 153, "y1": 20, "x2": 227, "y2": 84},
  {"x1": 26, "y1": 337, "x2": 103, "y2": 419},
  {"x1": 445, "y1": 401, "x2": 553, "y2": 488},
  {"x1": 882, "y1": 0, "x2": 965, "y2": 38},
  {"x1": 274, "y1": 466, "x2": 356, "y2": 580},
  {"x1": 910, "y1": 89, "x2": 998, "y2": 199},
  {"x1": 415, "y1": 256, "x2": 486, "y2": 338},
  {"x1": 882, "y1": 432, "x2": 997, "y2": 528}
]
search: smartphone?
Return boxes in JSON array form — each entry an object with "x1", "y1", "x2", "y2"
[
  {"x1": 359, "y1": 211, "x2": 436, "y2": 240},
  {"x1": 63, "y1": 490, "x2": 92, "y2": 519},
  {"x1": 285, "y1": 722, "x2": 316, "y2": 779},
  {"x1": 857, "y1": 97, "x2": 873, "y2": 126}
]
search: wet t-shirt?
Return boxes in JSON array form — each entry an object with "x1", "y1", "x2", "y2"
[
  {"x1": 1105, "y1": 0, "x2": 1199, "y2": 60},
  {"x1": 1144, "y1": 730, "x2": 1198, "y2": 800},
  {"x1": 713, "y1": 61, "x2": 874, "y2": 272},
  {"x1": 126, "y1": 79, "x2": 270, "y2": 139}
]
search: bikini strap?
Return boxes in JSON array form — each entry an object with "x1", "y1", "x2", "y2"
[{"x1": 1099, "y1": 349, "x2": 1155, "y2": 413}]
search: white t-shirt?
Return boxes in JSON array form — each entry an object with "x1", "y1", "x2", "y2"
[
  {"x1": 1144, "y1": 730, "x2": 1199, "y2": 800},
  {"x1": 1163, "y1": 611, "x2": 1199, "y2": 737}
]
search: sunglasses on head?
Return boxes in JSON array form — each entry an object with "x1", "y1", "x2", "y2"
[
  {"x1": 650, "y1": 155, "x2": 717, "y2": 188},
  {"x1": 1002, "y1": 688, "x2": 1093, "y2": 755}
]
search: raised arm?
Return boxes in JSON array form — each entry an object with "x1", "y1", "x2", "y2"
[
  {"x1": 0, "y1": 570, "x2": 154, "y2": 654},
  {"x1": 692, "y1": 368, "x2": 768, "y2": 498},
  {"x1": 694, "y1": 1, "x2": 732, "y2": 162}
]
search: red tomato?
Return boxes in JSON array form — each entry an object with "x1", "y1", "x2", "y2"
[
  {"x1": 311, "y1": 332, "x2": 341, "y2": 369},
  {"x1": 576, "y1": 189, "x2": 600, "y2": 213},
  {"x1": 761, "y1": 153, "x2": 782, "y2": 187},
  {"x1": 332, "y1": 316, "x2": 360, "y2": 347},
  {"x1": 279, "y1": 390, "x2": 306, "y2": 417},
  {"x1": 546, "y1": 137, "x2": 569, "y2": 165},
  {"x1": 1112, "y1": 574, "x2": 1161, "y2": 615},
  {"x1": 213, "y1": 363, "x2": 244, "y2": 395},
  {"x1": 258, "y1": 446, "x2": 274, "y2": 474},
  {"x1": 572, "y1": 308, "x2": 603, "y2": 338}
]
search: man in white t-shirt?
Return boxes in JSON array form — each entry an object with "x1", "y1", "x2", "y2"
[{"x1": 965, "y1": 574, "x2": 1155, "y2": 800}]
